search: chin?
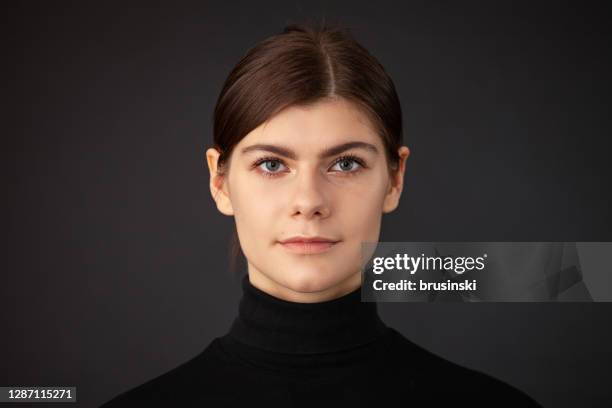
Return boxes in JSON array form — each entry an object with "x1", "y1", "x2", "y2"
[{"x1": 281, "y1": 268, "x2": 349, "y2": 294}]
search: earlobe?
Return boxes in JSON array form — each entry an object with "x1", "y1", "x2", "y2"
[
  {"x1": 216, "y1": 196, "x2": 235, "y2": 216},
  {"x1": 382, "y1": 187, "x2": 400, "y2": 214},
  {"x1": 205, "y1": 148, "x2": 234, "y2": 216},
  {"x1": 382, "y1": 172, "x2": 401, "y2": 213}
]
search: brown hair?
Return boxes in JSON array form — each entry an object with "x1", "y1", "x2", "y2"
[{"x1": 211, "y1": 20, "x2": 404, "y2": 276}]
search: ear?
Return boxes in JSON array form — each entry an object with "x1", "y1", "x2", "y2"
[
  {"x1": 205, "y1": 147, "x2": 234, "y2": 216},
  {"x1": 382, "y1": 146, "x2": 410, "y2": 214}
]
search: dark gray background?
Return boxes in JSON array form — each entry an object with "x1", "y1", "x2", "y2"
[{"x1": 2, "y1": 1, "x2": 611, "y2": 407}]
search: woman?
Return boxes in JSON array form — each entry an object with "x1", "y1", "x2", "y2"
[{"x1": 101, "y1": 22, "x2": 541, "y2": 407}]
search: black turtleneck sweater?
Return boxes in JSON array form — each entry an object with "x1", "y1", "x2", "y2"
[{"x1": 100, "y1": 275, "x2": 541, "y2": 407}]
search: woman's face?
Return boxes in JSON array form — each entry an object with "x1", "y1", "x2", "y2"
[{"x1": 207, "y1": 98, "x2": 409, "y2": 302}]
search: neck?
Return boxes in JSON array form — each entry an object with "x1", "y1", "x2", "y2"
[{"x1": 227, "y1": 273, "x2": 388, "y2": 354}]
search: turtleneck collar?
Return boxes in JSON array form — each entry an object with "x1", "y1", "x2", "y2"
[{"x1": 227, "y1": 274, "x2": 388, "y2": 354}]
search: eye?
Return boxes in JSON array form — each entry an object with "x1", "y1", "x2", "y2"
[
  {"x1": 330, "y1": 155, "x2": 366, "y2": 174},
  {"x1": 253, "y1": 157, "x2": 288, "y2": 178},
  {"x1": 252, "y1": 154, "x2": 367, "y2": 179}
]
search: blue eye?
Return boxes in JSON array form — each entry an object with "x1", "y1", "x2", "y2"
[
  {"x1": 331, "y1": 156, "x2": 364, "y2": 172},
  {"x1": 252, "y1": 154, "x2": 367, "y2": 178},
  {"x1": 256, "y1": 159, "x2": 287, "y2": 177},
  {"x1": 262, "y1": 160, "x2": 282, "y2": 172}
]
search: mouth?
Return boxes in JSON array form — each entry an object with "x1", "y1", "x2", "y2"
[{"x1": 278, "y1": 240, "x2": 340, "y2": 255}]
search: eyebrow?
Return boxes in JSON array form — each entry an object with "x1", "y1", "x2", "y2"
[{"x1": 240, "y1": 141, "x2": 379, "y2": 160}]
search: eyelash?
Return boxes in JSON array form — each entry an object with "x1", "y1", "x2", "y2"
[{"x1": 252, "y1": 154, "x2": 367, "y2": 179}]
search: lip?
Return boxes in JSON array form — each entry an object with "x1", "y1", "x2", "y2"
[
  {"x1": 280, "y1": 236, "x2": 339, "y2": 244},
  {"x1": 278, "y1": 236, "x2": 340, "y2": 255}
]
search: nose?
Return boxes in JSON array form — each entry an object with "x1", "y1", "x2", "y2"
[{"x1": 289, "y1": 167, "x2": 330, "y2": 220}]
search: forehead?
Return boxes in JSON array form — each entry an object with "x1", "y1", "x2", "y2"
[{"x1": 239, "y1": 98, "x2": 381, "y2": 149}]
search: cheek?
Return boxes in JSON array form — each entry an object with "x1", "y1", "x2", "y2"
[
  {"x1": 340, "y1": 173, "x2": 388, "y2": 212},
  {"x1": 231, "y1": 180, "x2": 282, "y2": 244},
  {"x1": 341, "y1": 198, "x2": 383, "y2": 238},
  {"x1": 331, "y1": 194, "x2": 384, "y2": 273}
]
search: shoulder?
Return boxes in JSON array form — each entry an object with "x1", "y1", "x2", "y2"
[
  {"x1": 382, "y1": 327, "x2": 542, "y2": 407},
  {"x1": 99, "y1": 339, "x2": 227, "y2": 407}
]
